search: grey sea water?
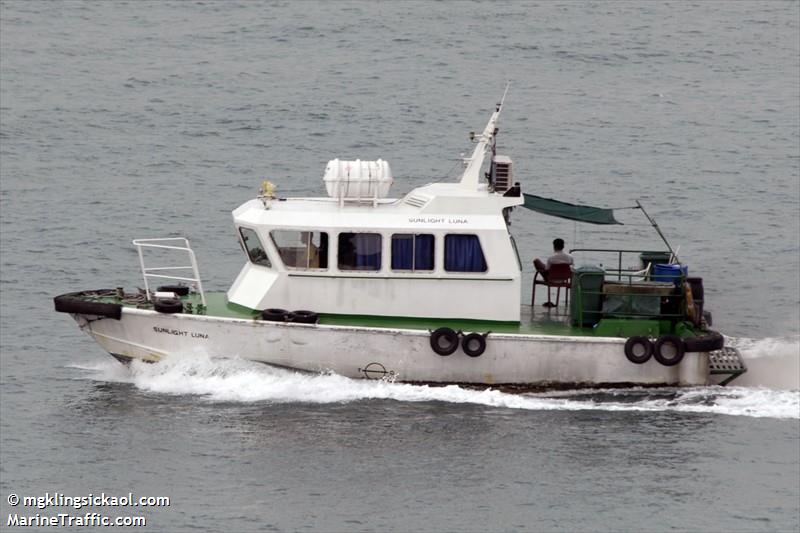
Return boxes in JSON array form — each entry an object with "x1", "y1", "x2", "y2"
[{"x1": 1, "y1": 1, "x2": 799, "y2": 532}]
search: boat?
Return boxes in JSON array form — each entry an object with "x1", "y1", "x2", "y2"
[{"x1": 54, "y1": 90, "x2": 747, "y2": 389}]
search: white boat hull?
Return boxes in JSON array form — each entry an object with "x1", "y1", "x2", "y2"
[{"x1": 72, "y1": 308, "x2": 711, "y2": 388}]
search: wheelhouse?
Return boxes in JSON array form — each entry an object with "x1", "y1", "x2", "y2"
[{"x1": 227, "y1": 189, "x2": 523, "y2": 321}]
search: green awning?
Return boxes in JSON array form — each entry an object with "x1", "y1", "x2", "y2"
[{"x1": 522, "y1": 193, "x2": 622, "y2": 225}]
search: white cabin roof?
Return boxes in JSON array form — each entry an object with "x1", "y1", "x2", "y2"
[{"x1": 233, "y1": 182, "x2": 524, "y2": 231}]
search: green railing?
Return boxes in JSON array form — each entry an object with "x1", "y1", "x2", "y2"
[{"x1": 570, "y1": 248, "x2": 687, "y2": 330}]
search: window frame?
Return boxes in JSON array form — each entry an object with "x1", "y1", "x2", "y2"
[
  {"x1": 337, "y1": 232, "x2": 383, "y2": 272},
  {"x1": 238, "y1": 226, "x2": 272, "y2": 268},
  {"x1": 509, "y1": 234, "x2": 522, "y2": 271},
  {"x1": 390, "y1": 233, "x2": 435, "y2": 272},
  {"x1": 269, "y1": 229, "x2": 329, "y2": 270},
  {"x1": 443, "y1": 233, "x2": 488, "y2": 273}
]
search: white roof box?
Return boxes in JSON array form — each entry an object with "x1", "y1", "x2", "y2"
[{"x1": 323, "y1": 159, "x2": 393, "y2": 200}]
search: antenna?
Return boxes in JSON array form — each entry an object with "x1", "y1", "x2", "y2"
[
  {"x1": 498, "y1": 81, "x2": 510, "y2": 112},
  {"x1": 459, "y1": 83, "x2": 511, "y2": 189}
]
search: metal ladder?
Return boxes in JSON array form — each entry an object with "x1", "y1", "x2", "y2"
[{"x1": 132, "y1": 238, "x2": 206, "y2": 305}]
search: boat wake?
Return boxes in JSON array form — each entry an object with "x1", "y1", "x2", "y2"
[
  {"x1": 725, "y1": 335, "x2": 800, "y2": 390},
  {"x1": 70, "y1": 336, "x2": 799, "y2": 420}
]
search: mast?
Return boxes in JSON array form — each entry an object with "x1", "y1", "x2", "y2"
[{"x1": 459, "y1": 83, "x2": 510, "y2": 190}]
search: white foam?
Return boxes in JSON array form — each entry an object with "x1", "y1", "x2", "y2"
[
  {"x1": 729, "y1": 335, "x2": 800, "y2": 359},
  {"x1": 71, "y1": 350, "x2": 800, "y2": 420},
  {"x1": 726, "y1": 335, "x2": 800, "y2": 390}
]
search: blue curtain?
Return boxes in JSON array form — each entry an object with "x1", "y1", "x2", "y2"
[
  {"x1": 392, "y1": 234, "x2": 434, "y2": 270},
  {"x1": 445, "y1": 234, "x2": 487, "y2": 272},
  {"x1": 414, "y1": 234, "x2": 434, "y2": 270},
  {"x1": 391, "y1": 235, "x2": 413, "y2": 269}
]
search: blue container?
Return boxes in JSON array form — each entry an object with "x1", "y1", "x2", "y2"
[{"x1": 652, "y1": 263, "x2": 688, "y2": 286}]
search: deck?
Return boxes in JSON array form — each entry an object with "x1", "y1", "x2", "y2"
[{"x1": 103, "y1": 290, "x2": 590, "y2": 336}]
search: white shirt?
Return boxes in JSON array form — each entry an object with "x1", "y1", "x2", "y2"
[{"x1": 546, "y1": 251, "x2": 574, "y2": 269}]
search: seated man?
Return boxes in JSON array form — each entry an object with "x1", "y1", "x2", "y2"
[
  {"x1": 534, "y1": 238, "x2": 574, "y2": 307},
  {"x1": 546, "y1": 238, "x2": 573, "y2": 270}
]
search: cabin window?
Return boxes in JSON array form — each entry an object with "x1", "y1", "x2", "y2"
[
  {"x1": 444, "y1": 234, "x2": 487, "y2": 272},
  {"x1": 270, "y1": 230, "x2": 328, "y2": 269},
  {"x1": 239, "y1": 227, "x2": 271, "y2": 267},
  {"x1": 391, "y1": 234, "x2": 434, "y2": 271},
  {"x1": 338, "y1": 233, "x2": 382, "y2": 271}
]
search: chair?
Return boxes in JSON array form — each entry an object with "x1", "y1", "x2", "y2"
[{"x1": 532, "y1": 262, "x2": 573, "y2": 307}]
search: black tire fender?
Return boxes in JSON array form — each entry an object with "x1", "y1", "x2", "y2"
[
  {"x1": 430, "y1": 327, "x2": 459, "y2": 356},
  {"x1": 154, "y1": 298, "x2": 183, "y2": 314},
  {"x1": 683, "y1": 330, "x2": 724, "y2": 352},
  {"x1": 624, "y1": 336, "x2": 653, "y2": 364},
  {"x1": 287, "y1": 310, "x2": 318, "y2": 324},
  {"x1": 654, "y1": 334, "x2": 685, "y2": 366},
  {"x1": 157, "y1": 284, "x2": 190, "y2": 296},
  {"x1": 462, "y1": 332, "x2": 487, "y2": 357},
  {"x1": 262, "y1": 308, "x2": 289, "y2": 321},
  {"x1": 53, "y1": 291, "x2": 122, "y2": 320}
]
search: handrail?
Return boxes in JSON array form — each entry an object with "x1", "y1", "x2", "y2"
[
  {"x1": 570, "y1": 248, "x2": 671, "y2": 254},
  {"x1": 570, "y1": 248, "x2": 672, "y2": 281},
  {"x1": 132, "y1": 238, "x2": 206, "y2": 305}
]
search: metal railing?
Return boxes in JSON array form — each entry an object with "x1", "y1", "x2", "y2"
[
  {"x1": 132, "y1": 238, "x2": 206, "y2": 305},
  {"x1": 570, "y1": 248, "x2": 675, "y2": 281}
]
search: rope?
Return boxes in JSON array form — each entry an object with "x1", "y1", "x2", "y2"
[{"x1": 121, "y1": 293, "x2": 147, "y2": 305}]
